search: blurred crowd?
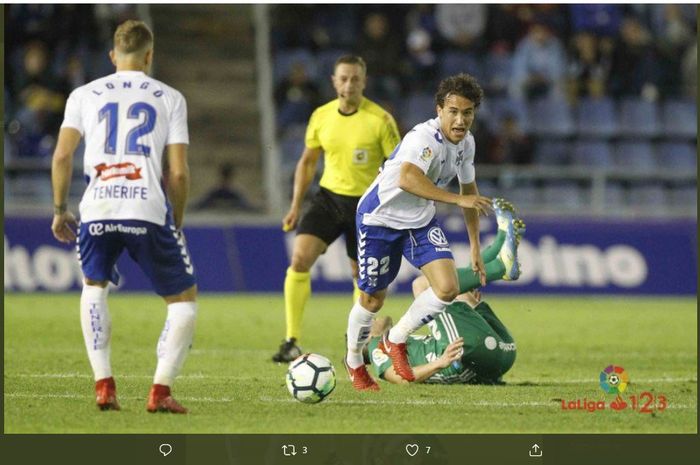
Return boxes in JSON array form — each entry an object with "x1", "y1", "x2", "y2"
[
  {"x1": 4, "y1": 4, "x2": 695, "y2": 212},
  {"x1": 272, "y1": 4, "x2": 696, "y2": 163},
  {"x1": 4, "y1": 4, "x2": 140, "y2": 164},
  {"x1": 272, "y1": 4, "x2": 696, "y2": 213}
]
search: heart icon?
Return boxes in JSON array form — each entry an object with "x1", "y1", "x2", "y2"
[{"x1": 405, "y1": 444, "x2": 419, "y2": 457}]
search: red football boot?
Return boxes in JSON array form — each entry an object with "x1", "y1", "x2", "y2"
[
  {"x1": 146, "y1": 384, "x2": 188, "y2": 414},
  {"x1": 378, "y1": 334, "x2": 415, "y2": 382},
  {"x1": 95, "y1": 377, "x2": 120, "y2": 411},
  {"x1": 343, "y1": 358, "x2": 380, "y2": 391}
]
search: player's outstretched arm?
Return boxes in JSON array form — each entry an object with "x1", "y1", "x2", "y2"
[
  {"x1": 383, "y1": 337, "x2": 465, "y2": 384},
  {"x1": 283, "y1": 146, "x2": 322, "y2": 231},
  {"x1": 398, "y1": 162, "x2": 491, "y2": 211},
  {"x1": 165, "y1": 143, "x2": 190, "y2": 230},
  {"x1": 51, "y1": 127, "x2": 81, "y2": 243},
  {"x1": 398, "y1": 161, "x2": 462, "y2": 204}
]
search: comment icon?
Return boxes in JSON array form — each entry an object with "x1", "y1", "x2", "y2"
[{"x1": 159, "y1": 443, "x2": 173, "y2": 457}]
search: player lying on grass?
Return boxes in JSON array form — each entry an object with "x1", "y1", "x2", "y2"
[{"x1": 364, "y1": 213, "x2": 523, "y2": 384}]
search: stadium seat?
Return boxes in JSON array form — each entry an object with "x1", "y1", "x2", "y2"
[
  {"x1": 530, "y1": 97, "x2": 574, "y2": 137},
  {"x1": 274, "y1": 49, "x2": 318, "y2": 84},
  {"x1": 487, "y1": 97, "x2": 530, "y2": 134},
  {"x1": 483, "y1": 52, "x2": 512, "y2": 96},
  {"x1": 403, "y1": 92, "x2": 435, "y2": 130},
  {"x1": 475, "y1": 179, "x2": 497, "y2": 197},
  {"x1": 277, "y1": 101, "x2": 314, "y2": 129},
  {"x1": 533, "y1": 140, "x2": 571, "y2": 165},
  {"x1": 571, "y1": 140, "x2": 613, "y2": 167},
  {"x1": 612, "y1": 141, "x2": 656, "y2": 171},
  {"x1": 279, "y1": 125, "x2": 306, "y2": 169},
  {"x1": 439, "y1": 51, "x2": 484, "y2": 82},
  {"x1": 575, "y1": 97, "x2": 618, "y2": 138},
  {"x1": 618, "y1": 98, "x2": 661, "y2": 138},
  {"x1": 506, "y1": 184, "x2": 540, "y2": 208},
  {"x1": 656, "y1": 142, "x2": 697, "y2": 170},
  {"x1": 541, "y1": 182, "x2": 586, "y2": 208},
  {"x1": 662, "y1": 99, "x2": 697, "y2": 139},
  {"x1": 628, "y1": 183, "x2": 667, "y2": 207},
  {"x1": 668, "y1": 184, "x2": 697, "y2": 208},
  {"x1": 603, "y1": 182, "x2": 626, "y2": 207}
]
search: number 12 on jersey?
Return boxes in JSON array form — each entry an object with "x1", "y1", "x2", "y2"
[{"x1": 98, "y1": 101, "x2": 157, "y2": 156}]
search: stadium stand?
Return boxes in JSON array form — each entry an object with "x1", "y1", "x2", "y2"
[{"x1": 4, "y1": 4, "x2": 696, "y2": 218}]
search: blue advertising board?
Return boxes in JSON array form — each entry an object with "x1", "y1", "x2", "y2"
[{"x1": 4, "y1": 215, "x2": 697, "y2": 295}]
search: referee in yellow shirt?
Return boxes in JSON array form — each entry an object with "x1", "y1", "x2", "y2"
[{"x1": 273, "y1": 55, "x2": 401, "y2": 362}]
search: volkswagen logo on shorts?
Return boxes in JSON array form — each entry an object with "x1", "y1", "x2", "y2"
[
  {"x1": 88, "y1": 223, "x2": 104, "y2": 236},
  {"x1": 427, "y1": 227, "x2": 448, "y2": 247}
]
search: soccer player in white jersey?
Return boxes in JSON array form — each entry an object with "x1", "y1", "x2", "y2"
[
  {"x1": 344, "y1": 73, "x2": 518, "y2": 391},
  {"x1": 51, "y1": 20, "x2": 196, "y2": 413}
]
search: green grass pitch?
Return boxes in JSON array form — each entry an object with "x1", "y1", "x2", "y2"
[{"x1": 4, "y1": 293, "x2": 697, "y2": 434}]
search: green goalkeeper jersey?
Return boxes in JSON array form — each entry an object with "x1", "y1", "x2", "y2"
[{"x1": 368, "y1": 301, "x2": 516, "y2": 384}]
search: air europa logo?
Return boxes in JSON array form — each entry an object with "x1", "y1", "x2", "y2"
[{"x1": 95, "y1": 162, "x2": 142, "y2": 181}]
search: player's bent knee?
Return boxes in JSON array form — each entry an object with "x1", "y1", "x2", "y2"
[
  {"x1": 84, "y1": 278, "x2": 109, "y2": 288},
  {"x1": 290, "y1": 249, "x2": 318, "y2": 272},
  {"x1": 433, "y1": 286, "x2": 458, "y2": 303},
  {"x1": 360, "y1": 292, "x2": 384, "y2": 312}
]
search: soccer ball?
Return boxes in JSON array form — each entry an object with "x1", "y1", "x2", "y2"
[{"x1": 286, "y1": 353, "x2": 336, "y2": 404}]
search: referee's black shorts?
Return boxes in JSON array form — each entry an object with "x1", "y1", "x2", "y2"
[{"x1": 297, "y1": 187, "x2": 360, "y2": 260}]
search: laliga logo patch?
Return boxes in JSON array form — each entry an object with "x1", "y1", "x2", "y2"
[
  {"x1": 95, "y1": 162, "x2": 142, "y2": 181},
  {"x1": 420, "y1": 146, "x2": 433, "y2": 162},
  {"x1": 428, "y1": 227, "x2": 448, "y2": 247}
]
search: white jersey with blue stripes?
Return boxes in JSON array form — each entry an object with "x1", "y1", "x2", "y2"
[
  {"x1": 61, "y1": 70, "x2": 189, "y2": 226},
  {"x1": 357, "y1": 117, "x2": 476, "y2": 230}
]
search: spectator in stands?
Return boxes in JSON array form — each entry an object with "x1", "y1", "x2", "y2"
[
  {"x1": 509, "y1": 17, "x2": 567, "y2": 101},
  {"x1": 13, "y1": 40, "x2": 69, "y2": 158},
  {"x1": 275, "y1": 61, "x2": 321, "y2": 130},
  {"x1": 435, "y1": 4, "x2": 486, "y2": 52},
  {"x1": 568, "y1": 32, "x2": 612, "y2": 100},
  {"x1": 569, "y1": 4, "x2": 622, "y2": 37},
  {"x1": 194, "y1": 162, "x2": 257, "y2": 211},
  {"x1": 650, "y1": 5, "x2": 696, "y2": 97},
  {"x1": 405, "y1": 4, "x2": 440, "y2": 47},
  {"x1": 403, "y1": 5, "x2": 440, "y2": 92},
  {"x1": 567, "y1": 5, "x2": 619, "y2": 101},
  {"x1": 681, "y1": 42, "x2": 697, "y2": 99},
  {"x1": 405, "y1": 27, "x2": 438, "y2": 93},
  {"x1": 355, "y1": 12, "x2": 403, "y2": 101},
  {"x1": 483, "y1": 5, "x2": 528, "y2": 52},
  {"x1": 484, "y1": 112, "x2": 534, "y2": 165},
  {"x1": 270, "y1": 5, "x2": 317, "y2": 50},
  {"x1": 608, "y1": 16, "x2": 660, "y2": 100},
  {"x1": 514, "y1": 4, "x2": 570, "y2": 39}
]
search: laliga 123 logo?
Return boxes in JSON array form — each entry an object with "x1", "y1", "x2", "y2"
[
  {"x1": 561, "y1": 365, "x2": 668, "y2": 413},
  {"x1": 599, "y1": 365, "x2": 629, "y2": 394}
]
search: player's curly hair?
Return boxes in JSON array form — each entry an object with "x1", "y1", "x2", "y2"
[
  {"x1": 435, "y1": 73, "x2": 483, "y2": 109},
  {"x1": 113, "y1": 20, "x2": 153, "y2": 55}
]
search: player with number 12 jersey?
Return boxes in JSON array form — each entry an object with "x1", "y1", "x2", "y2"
[
  {"x1": 52, "y1": 20, "x2": 196, "y2": 414},
  {"x1": 63, "y1": 67, "x2": 188, "y2": 225}
]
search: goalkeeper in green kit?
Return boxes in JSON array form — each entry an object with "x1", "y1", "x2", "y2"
[{"x1": 364, "y1": 199, "x2": 523, "y2": 385}]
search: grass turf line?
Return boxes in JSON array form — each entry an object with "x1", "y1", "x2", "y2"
[{"x1": 4, "y1": 293, "x2": 697, "y2": 433}]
